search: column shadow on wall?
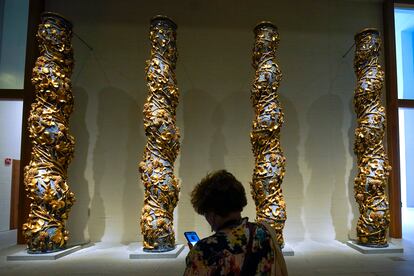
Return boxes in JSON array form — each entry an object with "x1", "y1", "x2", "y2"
[
  {"x1": 209, "y1": 102, "x2": 227, "y2": 171},
  {"x1": 89, "y1": 88, "x2": 109, "y2": 242},
  {"x1": 329, "y1": 94, "x2": 351, "y2": 242},
  {"x1": 67, "y1": 86, "x2": 91, "y2": 245},
  {"x1": 178, "y1": 88, "x2": 218, "y2": 238},
  {"x1": 346, "y1": 96, "x2": 359, "y2": 240},
  {"x1": 90, "y1": 86, "x2": 143, "y2": 243},
  {"x1": 122, "y1": 90, "x2": 145, "y2": 244},
  {"x1": 220, "y1": 89, "x2": 252, "y2": 167},
  {"x1": 219, "y1": 89, "x2": 253, "y2": 215},
  {"x1": 280, "y1": 94, "x2": 306, "y2": 242},
  {"x1": 303, "y1": 94, "x2": 349, "y2": 242}
]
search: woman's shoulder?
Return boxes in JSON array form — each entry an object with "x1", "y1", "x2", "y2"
[
  {"x1": 246, "y1": 220, "x2": 273, "y2": 246},
  {"x1": 195, "y1": 231, "x2": 228, "y2": 250},
  {"x1": 245, "y1": 219, "x2": 270, "y2": 233},
  {"x1": 191, "y1": 225, "x2": 246, "y2": 257}
]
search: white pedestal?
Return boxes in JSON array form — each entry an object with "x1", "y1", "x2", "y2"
[
  {"x1": 346, "y1": 240, "x2": 404, "y2": 254},
  {"x1": 282, "y1": 244, "x2": 294, "y2": 256},
  {"x1": 7, "y1": 245, "x2": 82, "y2": 261},
  {"x1": 129, "y1": 244, "x2": 185, "y2": 259}
]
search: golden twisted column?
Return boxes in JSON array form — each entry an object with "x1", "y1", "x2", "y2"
[
  {"x1": 353, "y1": 28, "x2": 391, "y2": 247},
  {"x1": 139, "y1": 16, "x2": 180, "y2": 252},
  {"x1": 250, "y1": 22, "x2": 286, "y2": 248},
  {"x1": 23, "y1": 12, "x2": 75, "y2": 253}
]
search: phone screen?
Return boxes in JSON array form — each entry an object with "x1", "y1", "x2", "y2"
[{"x1": 184, "y1": 231, "x2": 200, "y2": 246}]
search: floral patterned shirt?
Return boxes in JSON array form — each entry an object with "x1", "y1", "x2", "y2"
[{"x1": 184, "y1": 217, "x2": 275, "y2": 276}]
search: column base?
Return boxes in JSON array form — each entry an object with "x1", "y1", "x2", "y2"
[
  {"x1": 129, "y1": 243, "x2": 185, "y2": 259},
  {"x1": 7, "y1": 245, "x2": 83, "y2": 261},
  {"x1": 346, "y1": 240, "x2": 404, "y2": 254}
]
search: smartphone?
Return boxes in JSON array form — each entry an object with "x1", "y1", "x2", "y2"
[{"x1": 184, "y1": 231, "x2": 200, "y2": 247}]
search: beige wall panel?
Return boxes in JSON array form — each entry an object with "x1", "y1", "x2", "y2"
[{"x1": 45, "y1": 0, "x2": 383, "y2": 244}]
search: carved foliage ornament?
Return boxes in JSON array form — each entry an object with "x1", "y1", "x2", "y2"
[
  {"x1": 139, "y1": 16, "x2": 180, "y2": 252},
  {"x1": 23, "y1": 12, "x2": 75, "y2": 253},
  {"x1": 353, "y1": 28, "x2": 391, "y2": 247},
  {"x1": 250, "y1": 22, "x2": 287, "y2": 248}
]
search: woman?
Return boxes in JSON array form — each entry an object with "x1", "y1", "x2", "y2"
[{"x1": 184, "y1": 170, "x2": 287, "y2": 276}]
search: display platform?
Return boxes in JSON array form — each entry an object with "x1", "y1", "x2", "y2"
[
  {"x1": 282, "y1": 244, "x2": 294, "y2": 256},
  {"x1": 7, "y1": 245, "x2": 82, "y2": 261},
  {"x1": 129, "y1": 243, "x2": 185, "y2": 259},
  {"x1": 346, "y1": 240, "x2": 404, "y2": 254}
]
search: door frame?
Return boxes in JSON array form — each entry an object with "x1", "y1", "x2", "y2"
[
  {"x1": 17, "y1": 0, "x2": 45, "y2": 244},
  {"x1": 383, "y1": 0, "x2": 414, "y2": 239},
  {"x1": 0, "y1": 0, "x2": 44, "y2": 243}
]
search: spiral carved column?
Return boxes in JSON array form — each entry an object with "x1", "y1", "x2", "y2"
[
  {"x1": 250, "y1": 22, "x2": 286, "y2": 248},
  {"x1": 353, "y1": 29, "x2": 391, "y2": 247},
  {"x1": 139, "y1": 16, "x2": 180, "y2": 252},
  {"x1": 23, "y1": 12, "x2": 75, "y2": 253}
]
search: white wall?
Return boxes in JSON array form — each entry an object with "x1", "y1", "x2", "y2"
[
  {"x1": 44, "y1": 0, "x2": 384, "y2": 244},
  {"x1": 0, "y1": 100, "x2": 23, "y2": 231}
]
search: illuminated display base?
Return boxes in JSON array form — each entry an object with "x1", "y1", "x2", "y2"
[
  {"x1": 346, "y1": 240, "x2": 403, "y2": 254},
  {"x1": 7, "y1": 245, "x2": 82, "y2": 261},
  {"x1": 282, "y1": 244, "x2": 294, "y2": 256},
  {"x1": 129, "y1": 243, "x2": 185, "y2": 259}
]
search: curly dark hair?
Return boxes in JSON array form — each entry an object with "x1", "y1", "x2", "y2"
[{"x1": 191, "y1": 170, "x2": 247, "y2": 217}]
